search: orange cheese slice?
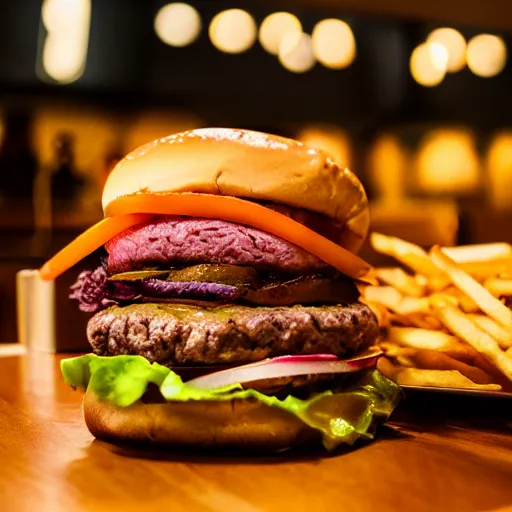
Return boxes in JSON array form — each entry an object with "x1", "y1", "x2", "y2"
[
  {"x1": 39, "y1": 193, "x2": 376, "y2": 283},
  {"x1": 39, "y1": 214, "x2": 154, "y2": 281}
]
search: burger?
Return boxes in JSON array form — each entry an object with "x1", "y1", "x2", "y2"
[{"x1": 42, "y1": 128, "x2": 401, "y2": 452}]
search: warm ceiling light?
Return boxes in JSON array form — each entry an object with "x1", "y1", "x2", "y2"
[
  {"x1": 154, "y1": 3, "x2": 202, "y2": 47},
  {"x1": 311, "y1": 18, "x2": 356, "y2": 69},
  {"x1": 486, "y1": 132, "x2": 512, "y2": 210},
  {"x1": 278, "y1": 32, "x2": 316, "y2": 73},
  {"x1": 369, "y1": 135, "x2": 408, "y2": 203},
  {"x1": 466, "y1": 34, "x2": 507, "y2": 78},
  {"x1": 259, "y1": 12, "x2": 302, "y2": 55},
  {"x1": 40, "y1": 0, "x2": 91, "y2": 84},
  {"x1": 417, "y1": 129, "x2": 480, "y2": 194},
  {"x1": 427, "y1": 27, "x2": 466, "y2": 72},
  {"x1": 410, "y1": 42, "x2": 448, "y2": 87},
  {"x1": 209, "y1": 9, "x2": 257, "y2": 54}
]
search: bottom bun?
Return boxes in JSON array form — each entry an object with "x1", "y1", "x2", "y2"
[{"x1": 83, "y1": 389, "x2": 320, "y2": 451}]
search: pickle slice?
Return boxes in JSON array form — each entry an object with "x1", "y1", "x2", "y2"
[
  {"x1": 243, "y1": 275, "x2": 359, "y2": 306},
  {"x1": 166, "y1": 264, "x2": 260, "y2": 287},
  {"x1": 109, "y1": 270, "x2": 170, "y2": 281},
  {"x1": 107, "y1": 265, "x2": 359, "y2": 307}
]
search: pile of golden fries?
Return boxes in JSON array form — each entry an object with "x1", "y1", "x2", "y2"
[{"x1": 362, "y1": 233, "x2": 512, "y2": 392}]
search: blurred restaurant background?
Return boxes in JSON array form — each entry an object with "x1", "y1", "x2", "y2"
[{"x1": 0, "y1": 0, "x2": 511, "y2": 346}]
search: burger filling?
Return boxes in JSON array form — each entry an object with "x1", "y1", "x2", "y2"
[
  {"x1": 70, "y1": 216, "x2": 378, "y2": 365},
  {"x1": 64, "y1": 212, "x2": 401, "y2": 449}
]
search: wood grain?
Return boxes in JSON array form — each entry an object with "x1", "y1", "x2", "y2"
[{"x1": 0, "y1": 352, "x2": 511, "y2": 512}]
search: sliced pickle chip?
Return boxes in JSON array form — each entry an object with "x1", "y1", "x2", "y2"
[
  {"x1": 108, "y1": 270, "x2": 170, "y2": 281},
  {"x1": 107, "y1": 265, "x2": 359, "y2": 307},
  {"x1": 166, "y1": 264, "x2": 260, "y2": 287},
  {"x1": 243, "y1": 275, "x2": 360, "y2": 306}
]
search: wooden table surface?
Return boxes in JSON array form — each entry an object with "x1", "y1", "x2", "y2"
[{"x1": 1, "y1": 352, "x2": 511, "y2": 512}]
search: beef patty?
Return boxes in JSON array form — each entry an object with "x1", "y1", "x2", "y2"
[
  {"x1": 105, "y1": 217, "x2": 328, "y2": 275},
  {"x1": 87, "y1": 302, "x2": 378, "y2": 366}
]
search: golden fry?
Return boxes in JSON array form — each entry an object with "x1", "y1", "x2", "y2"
[
  {"x1": 370, "y1": 233, "x2": 427, "y2": 258},
  {"x1": 379, "y1": 344, "x2": 419, "y2": 368},
  {"x1": 483, "y1": 278, "x2": 512, "y2": 297},
  {"x1": 394, "y1": 297, "x2": 431, "y2": 315},
  {"x1": 379, "y1": 340, "x2": 401, "y2": 352},
  {"x1": 370, "y1": 233, "x2": 444, "y2": 278},
  {"x1": 395, "y1": 355, "x2": 415, "y2": 367},
  {"x1": 430, "y1": 299, "x2": 512, "y2": 381},
  {"x1": 379, "y1": 340, "x2": 476, "y2": 366},
  {"x1": 375, "y1": 267, "x2": 425, "y2": 297},
  {"x1": 430, "y1": 245, "x2": 512, "y2": 329},
  {"x1": 458, "y1": 294, "x2": 480, "y2": 314},
  {"x1": 376, "y1": 357, "x2": 400, "y2": 380},
  {"x1": 442, "y1": 243, "x2": 512, "y2": 263},
  {"x1": 389, "y1": 312, "x2": 441, "y2": 329},
  {"x1": 385, "y1": 337, "x2": 478, "y2": 365},
  {"x1": 423, "y1": 273, "x2": 452, "y2": 292},
  {"x1": 443, "y1": 287, "x2": 480, "y2": 313},
  {"x1": 387, "y1": 326, "x2": 459, "y2": 350},
  {"x1": 468, "y1": 314, "x2": 512, "y2": 349},
  {"x1": 406, "y1": 350, "x2": 494, "y2": 385},
  {"x1": 460, "y1": 260, "x2": 512, "y2": 280},
  {"x1": 361, "y1": 286, "x2": 403, "y2": 311},
  {"x1": 362, "y1": 286, "x2": 430, "y2": 316},
  {"x1": 399, "y1": 253, "x2": 445, "y2": 279},
  {"x1": 378, "y1": 356, "x2": 501, "y2": 390},
  {"x1": 393, "y1": 367, "x2": 501, "y2": 391},
  {"x1": 407, "y1": 314, "x2": 443, "y2": 330}
]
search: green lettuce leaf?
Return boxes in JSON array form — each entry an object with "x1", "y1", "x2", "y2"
[{"x1": 61, "y1": 355, "x2": 401, "y2": 450}]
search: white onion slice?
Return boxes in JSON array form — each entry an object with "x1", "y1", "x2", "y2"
[{"x1": 187, "y1": 346, "x2": 383, "y2": 390}]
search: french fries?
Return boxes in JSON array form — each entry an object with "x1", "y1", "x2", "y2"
[
  {"x1": 380, "y1": 339, "x2": 478, "y2": 365},
  {"x1": 468, "y1": 314, "x2": 512, "y2": 349},
  {"x1": 442, "y1": 243, "x2": 512, "y2": 263},
  {"x1": 377, "y1": 358, "x2": 501, "y2": 391},
  {"x1": 443, "y1": 287, "x2": 480, "y2": 313},
  {"x1": 430, "y1": 245, "x2": 512, "y2": 329},
  {"x1": 369, "y1": 233, "x2": 445, "y2": 279},
  {"x1": 386, "y1": 326, "x2": 458, "y2": 351},
  {"x1": 483, "y1": 278, "x2": 512, "y2": 297},
  {"x1": 401, "y1": 350, "x2": 494, "y2": 385},
  {"x1": 367, "y1": 233, "x2": 512, "y2": 392},
  {"x1": 375, "y1": 267, "x2": 425, "y2": 297},
  {"x1": 430, "y1": 299, "x2": 512, "y2": 381}
]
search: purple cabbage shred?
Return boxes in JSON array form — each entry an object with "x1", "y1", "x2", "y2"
[
  {"x1": 69, "y1": 266, "x2": 242, "y2": 312},
  {"x1": 69, "y1": 266, "x2": 115, "y2": 313}
]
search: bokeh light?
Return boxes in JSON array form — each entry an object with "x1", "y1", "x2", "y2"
[
  {"x1": 427, "y1": 27, "x2": 466, "y2": 72},
  {"x1": 278, "y1": 32, "x2": 316, "y2": 73},
  {"x1": 259, "y1": 12, "x2": 302, "y2": 55},
  {"x1": 42, "y1": 0, "x2": 87, "y2": 32},
  {"x1": 209, "y1": 9, "x2": 257, "y2": 54},
  {"x1": 311, "y1": 19, "x2": 356, "y2": 69},
  {"x1": 417, "y1": 129, "x2": 480, "y2": 194},
  {"x1": 154, "y1": 3, "x2": 202, "y2": 47},
  {"x1": 369, "y1": 135, "x2": 408, "y2": 203},
  {"x1": 466, "y1": 34, "x2": 507, "y2": 78},
  {"x1": 486, "y1": 132, "x2": 512, "y2": 210},
  {"x1": 41, "y1": 0, "x2": 91, "y2": 84},
  {"x1": 410, "y1": 42, "x2": 448, "y2": 87}
]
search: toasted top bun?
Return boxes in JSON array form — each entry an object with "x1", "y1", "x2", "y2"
[{"x1": 102, "y1": 128, "x2": 370, "y2": 242}]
